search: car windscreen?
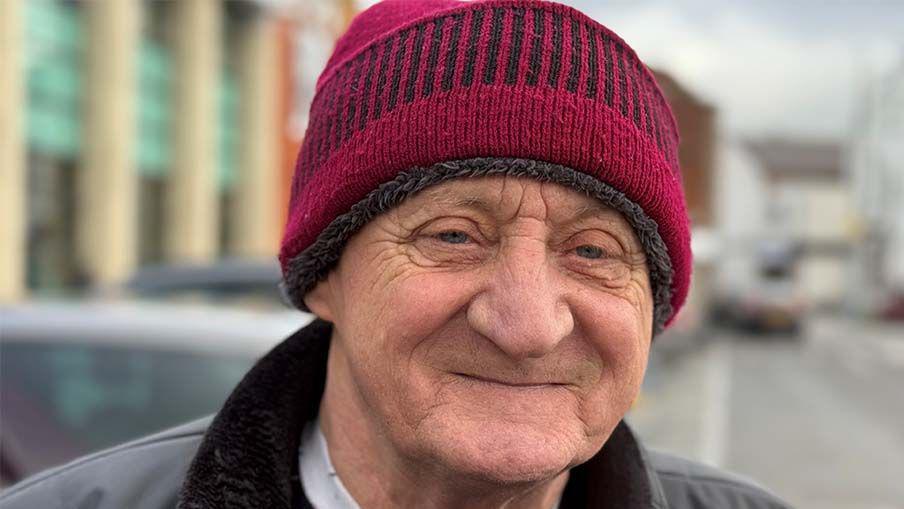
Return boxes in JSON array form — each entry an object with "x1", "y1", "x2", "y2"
[{"x1": 0, "y1": 340, "x2": 253, "y2": 475}]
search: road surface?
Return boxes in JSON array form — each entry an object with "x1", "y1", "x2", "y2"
[{"x1": 629, "y1": 315, "x2": 904, "y2": 509}]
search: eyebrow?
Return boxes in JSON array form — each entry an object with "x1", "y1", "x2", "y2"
[
  {"x1": 571, "y1": 203, "x2": 622, "y2": 224},
  {"x1": 419, "y1": 191, "x2": 497, "y2": 215},
  {"x1": 450, "y1": 195, "x2": 496, "y2": 214},
  {"x1": 423, "y1": 190, "x2": 621, "y2": 225}
]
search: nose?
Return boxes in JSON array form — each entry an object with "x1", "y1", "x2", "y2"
[{"x1": 466, "y1": 242, "x2": 575, "y2": 360}]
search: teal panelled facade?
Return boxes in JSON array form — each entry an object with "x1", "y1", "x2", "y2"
[
  {"x1": 25, "y1": 0, "x2": 83, "y2": 158},
  {"x1": 138, "y1": 41, "x2": 239, "y2": 190},
  {"x1": 25, "y1": 1, "x2": 239, "y2": 189},
  {"x1": 219, "y1": 74, "x2": 239, "y2": 190},
  {"x1": 138, "y1": 41, "x2": 172, "y2": 177}
]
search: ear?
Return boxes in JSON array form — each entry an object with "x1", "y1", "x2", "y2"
[{"x1": 303, "y1": 278, "x2": 336, "y2": 323}]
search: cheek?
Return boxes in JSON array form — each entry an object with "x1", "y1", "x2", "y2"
[
  {"x1": 338, "y1": 241, "x2": 475, "y2": 325},
  {"x1": 591, "y1": 296, "x2": 650, "y2": 378},
  {"x1": 336, "y1": 269, "x2": 484, "y2": 442},
  {"x1": 347, "y1": 264, "x2": 479, "y2": 351},
  {"x1": 570, "y1": 292, "x2": 651, "y2": 434},
  {"x1": 572, "y1": 277, "x2": 651, "y2": 355},
  {"x1": 336, "y1": 259, "x2": 480, "y2": 389},
  {"x1": 387, "y1": 271, "x2": 477, "y2": 329},
  {"x1": 380, "y1": 272, "x2": 478, "y2": 391}
]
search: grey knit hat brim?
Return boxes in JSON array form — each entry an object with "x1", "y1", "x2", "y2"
[{"x1": 281, "y1": 157, "x2": 673, "y2": 336}]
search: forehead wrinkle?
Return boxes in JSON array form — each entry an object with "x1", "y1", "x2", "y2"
[
  {"x1": 422, "y1": 192, "x2": 498, "y2": 217},
  {"x1": 438, "y1": 177, "x2": 559, "y2": 222},
  {"x1": 397, "y1": 185, "x2": 479, "y2": 215},
  {"x1": 511, "y1": 178, "x2": 550, "y2": 222},
  {"x1": 571, "y1": 203, "x2": 628, "y2": 228},
  {"x1": 412, "y1": 182, "x2": 510, "y2": 220}
]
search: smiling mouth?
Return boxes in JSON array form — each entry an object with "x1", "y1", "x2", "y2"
[{"x1": 453, "y1": 373, "x2": 565, "y2": 388}]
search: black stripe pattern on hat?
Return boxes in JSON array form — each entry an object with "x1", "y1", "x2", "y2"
[{"x1": 297, "y1": 4, "x2": 677, "y2": 189}]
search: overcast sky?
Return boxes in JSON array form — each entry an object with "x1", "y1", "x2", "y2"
[
  {"x1": 357, "y1": 0, "x2": 904, "y2": 140},
  {"x1": 565, "y1": 0, "x2": 904, "y2": 140}
]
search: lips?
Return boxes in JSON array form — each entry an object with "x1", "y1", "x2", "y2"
[{"x1": 454, "y1": 372, "x2": 565, "y2": 388}]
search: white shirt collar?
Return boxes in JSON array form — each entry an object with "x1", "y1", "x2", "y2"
[{"x1": 299, "y1": 418, "x2": 361, "y2": 509}]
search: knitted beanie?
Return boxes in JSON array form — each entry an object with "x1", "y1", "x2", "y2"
[{"x1": 279, "y1": 0, "x2": 691, "y2": 334}]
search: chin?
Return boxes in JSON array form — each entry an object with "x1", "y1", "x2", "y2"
[{"x1": 418, "y1": 414, "x2": 584, "y2": 485}]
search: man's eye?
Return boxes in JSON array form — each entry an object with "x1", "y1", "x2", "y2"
[
  {"x1": 575, "y1": 245, "x2": 604, "y2": 259},
  {"x1": 436, "y1": 231, "x2": 471, "y2": 244}
]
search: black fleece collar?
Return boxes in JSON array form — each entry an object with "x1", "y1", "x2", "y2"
[{"x1": 177, "y1": 319, "x2": 668, "y2": 508}]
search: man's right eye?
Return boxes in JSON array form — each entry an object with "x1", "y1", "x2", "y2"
[{"x1": 436, "y1": 231, "x2": 471, "y2": 244}]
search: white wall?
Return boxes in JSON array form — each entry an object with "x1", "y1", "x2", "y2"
[
  {"x1": 775, "y1": 183, "x2": 851, "y2": 243},
  {"x1": 847, "y1": 60, "x2": 904, "y2": 304},
  {"x1": 800, "y1": 256, "x2": 846, "y2": 308},
  {"x1": 713, "y1": 136, "x2": 768, "y2": 294}
]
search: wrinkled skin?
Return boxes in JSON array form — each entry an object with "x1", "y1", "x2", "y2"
[{"x1": 305, "y1": 176, "x2": 654, "y2": 509}]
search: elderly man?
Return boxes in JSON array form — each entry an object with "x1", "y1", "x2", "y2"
[{"x1": 1, "y1": 1, "x2": 790, "y2": 508}]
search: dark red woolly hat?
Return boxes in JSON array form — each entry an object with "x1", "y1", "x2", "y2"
[{"x1": 279, "y1": 0, "x2": 691, "y2": 334}]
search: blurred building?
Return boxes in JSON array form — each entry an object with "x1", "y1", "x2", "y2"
[
  {"x1": 847, "y1": 56, "x2": 904, "y2": 314},
  {"x1": 0, "y1": 0, "x2": 354, "y2": 302},
  {"x1": 713, "y1": 135, "x2": 769, "y2": 296},
  {"x1": 745, "y1": 138, "x2": 853, "y2": 309}
]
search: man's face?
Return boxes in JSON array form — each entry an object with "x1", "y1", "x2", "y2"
[{"x1": 307, "y1": 176, "x2": 654, "y2": 484}]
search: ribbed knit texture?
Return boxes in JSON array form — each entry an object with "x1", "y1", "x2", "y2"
[{"x1": 279, "y1": 0, "x2": 691, "y2": 328}]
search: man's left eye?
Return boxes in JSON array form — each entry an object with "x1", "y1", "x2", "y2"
[
  {"x1": 575, "y1": 244, "x2": 604, "y2": 259},
  {"x1": 436, "y1": 231, "x2": 471, "y2": 244}
]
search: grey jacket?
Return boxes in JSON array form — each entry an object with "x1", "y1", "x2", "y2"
[{"x1": 0, "y1": 320, "x2": 791, "y2": 509}]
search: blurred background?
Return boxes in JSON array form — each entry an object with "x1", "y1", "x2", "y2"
[{"x1": 0, "y1": 1, "x2": 902, "y2": 507}]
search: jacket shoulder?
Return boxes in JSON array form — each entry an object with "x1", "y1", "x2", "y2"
[
  {"x1": 648, "y1": 450, "x2": 793, "y2": 509},
  {"x1": 0, "y1": 415, "x2": 213, "y2": 509}
]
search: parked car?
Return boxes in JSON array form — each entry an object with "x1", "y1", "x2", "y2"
[
  {"x1": 711, "y1": 246, "x2": 807, "y2": 337},
  {"x1": 738, "y1": 278, "x2": 805, "y2": 335},
  {"x1": 0, "y1": 301, "x2": 311, "y2": 487},
  {"x1": 106, "y1": 258, "x2": 288, "y2": 309},
  {"x1": 711, "y1": 279, "x2": 806, "y2": 337}
]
